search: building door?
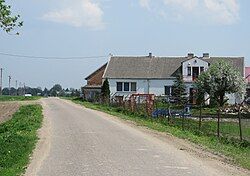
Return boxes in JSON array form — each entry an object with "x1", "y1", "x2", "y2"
[{"x1": 192, "y1": 67, "x2": 199, "y2": 81}]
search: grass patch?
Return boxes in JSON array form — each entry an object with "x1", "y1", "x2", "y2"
[
  {"x1": 71, "y1": 99, "x2": 250, "y2": 170},
  {"x1": 0, "y1": 105, "x2": 43, "y2": 176},
  {"x1": 0, "y1": 96, "x2": 41, "y2": 102}
]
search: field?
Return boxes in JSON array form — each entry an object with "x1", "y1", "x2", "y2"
[
  {"x1": 0, "y1": 96, "x2": 41, "y2": 102},
  {"x1": 0, "y1": 105, "x2": 43, "y2": 176},
  {"x1": 0, "y1": 103, "x2": 20, "y2": 124}
]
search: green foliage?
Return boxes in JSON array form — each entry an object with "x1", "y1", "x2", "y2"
[
  {"x1": 195, "y1": 60, "x2": 245, "y2": 106},
  {"x1": 172, "y1": 74, "x2": 188, "y2": 105},
  {"x1": 49, "y1": 84, "x2": 62, "y2": 96},
  {"x1": 0, "y1": 105, "x2": 43, "y2": 176},
  {"x1": 101, "y1": 79, "x2": 110, "y2": 102},
  {"x1": 0, "y1": 96, "x2": 40, "y2": 101},
  {"x1": 0, "y1": 0, "x2": 23, "y2": 34}
]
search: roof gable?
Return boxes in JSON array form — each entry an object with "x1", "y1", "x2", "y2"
[{"x1": 103, "y1": 55, "x2": 245, "y2": 79}]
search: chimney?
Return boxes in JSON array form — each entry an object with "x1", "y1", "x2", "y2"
[
  {"x1": 203, "y1": 53, "x2": 209, "y2": 58},
  {"x1": 187, "y1": 53, "x2": 194, "y2": 59},
  {"x1": 149, "y1": 52, "x2": 153, "y2": 58}
]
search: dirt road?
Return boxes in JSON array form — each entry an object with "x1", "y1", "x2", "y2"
[
  {"x1": 26, "y1": 98, "x2": 249, "y2": 176},
  {"x1": 0, "y1": 102, "x2": 19, "y2": 124}
]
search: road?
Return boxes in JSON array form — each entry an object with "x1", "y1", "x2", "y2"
[{"x1": 27, "y1": 98, "x2": 247, "y2": 176}]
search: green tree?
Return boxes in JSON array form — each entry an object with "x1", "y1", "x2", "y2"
[
  {"x1": 172, "y1": 74, "x2": 187, "y2": 106},
  {"x1": 195, "y1": 60, "x2": 245, "y2": 137},
  {"x1": 0, "y1": 0, "x2": 23, "y2": 34},
  {"x1": 49, "y1": 84, "x2": 62, "y2": 97},
  {"x1": 101, "y1": 79, "x2": 110, "y2": 103}
]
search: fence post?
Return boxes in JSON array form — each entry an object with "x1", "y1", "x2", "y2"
[
  {"x1": 238, "y1": 105, "x2": 243, "y2": 141},
  {"x1": 199, "y1": 104, "x2": 202, "y2": 131},
  {"x1": 217, "y1": 108, "x2": 221, "y2": 138}
]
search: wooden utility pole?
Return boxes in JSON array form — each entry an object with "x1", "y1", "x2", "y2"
[
  {"x1": 24, "y1": 83, "x2": 26, "y2": 95},
  {"x1": 0, "y1": 68, "x2": 2, "y2": 95},
  {"x1": 8, "y1": 76, "x2": 11, "y2": 96},
  {"x1": 16, "y1": 80, "x2": 18, "y2": 96}
]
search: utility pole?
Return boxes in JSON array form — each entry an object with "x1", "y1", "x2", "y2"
[
  {"x1": 0, "y1": 68, "x2": 2, "y2": 96},
  {"x1": 8, "y1": 76, "x2": 11, "y2": 96},
  {"x1": 19, "y1": 82, "x2": 22, "y2": 95},
  {"x1": 16, "y1": 80, "x2": 18, "y2": 96},
  {"x1": 24, "y1": 83, "x2": 26, "y2": 95}
]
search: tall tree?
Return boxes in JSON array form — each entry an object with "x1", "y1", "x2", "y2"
[
  {"x1": 195, "y1": 60, "x2": 245, "y2": 137},
  {"x1": 0, "y1": 0, "x2": 23, "y2": 34},
  {"x1": 101, "y1": 79, "x2": 110, "y2": 103},
  {"x1": 172, "y1": 74, "x2": 187, "y2": 106}
]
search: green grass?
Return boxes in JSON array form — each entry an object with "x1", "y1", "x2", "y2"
[
  {"x1": 0, "y1": 96, "x2": 41, "y2": 102},
  {"x1": 0, "y1": 105, "x2": 43, "y2": 176},
  {"x1": 71, "y1": 99, "x2": 250, "y2": 170}
]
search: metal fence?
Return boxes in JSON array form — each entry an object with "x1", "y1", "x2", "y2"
[{"x1": 106, "y1": 95, "x2": 250, "y2": 143}]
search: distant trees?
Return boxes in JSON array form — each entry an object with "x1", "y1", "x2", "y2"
[{"x1": 0, "y1": 84, "x2": 81, "y2": 97}]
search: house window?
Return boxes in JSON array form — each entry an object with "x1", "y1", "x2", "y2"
[
  {"x1": 131, "y1": 82, "x2": 137, "y2": 91},
  {"x1": 164, "y1": 86, "x2": 172, "y2": 96},
  {"x1": 124, "y1": 82, "x2": 130, "y2": 91},
  {"x1": 200, "y1": 67, "x2": 204, "y2": 73},
  {"x1": 187, "y1": 67, "x2": 191, "y2": 76},
  {"x1": 117, "y1": 82, "x2": 122, "y2": 91}
]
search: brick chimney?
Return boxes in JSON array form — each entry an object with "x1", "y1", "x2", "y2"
[
  {"x1": 203, "y1": 53, "x2": 210, "y2": 58},
  {"x1": 187, "y1": 53, "x2": 194, "y2": 59},
  {"x1": 149, "y1": 52, "x2": 153, "y2": 58}
]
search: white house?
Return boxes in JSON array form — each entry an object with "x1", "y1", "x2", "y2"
[{"x1": 102, "y1": 53, "x2": 245, "y2": 104}]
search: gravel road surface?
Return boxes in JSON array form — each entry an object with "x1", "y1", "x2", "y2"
[{"x1": 27, "y1": 98, "x2": 248, "y2": 176}]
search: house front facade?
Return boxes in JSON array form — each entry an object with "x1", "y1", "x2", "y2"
[{"x1": 103, "y1": 53, "x2": 245, "y2": 104}]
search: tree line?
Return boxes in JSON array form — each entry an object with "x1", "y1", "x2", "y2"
[{"x1": 1, "y1": 84, "x2": 80, "y2": 97}]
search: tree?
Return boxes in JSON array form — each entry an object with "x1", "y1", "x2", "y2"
[
  {"x1": 49, "y1": 84, "x2": 62, "y2": 97},
  {"x1": 172, "y1": 74, "x2": 187, "y2": 106},
  {"x1": 0, "y1": 0, "x2": 23, "y2": 34},
  {"x1": 195, "y1": 60, "x2": 245, "y2": 137},
  {"x1": 101, "y1": 79, "x2": 110, "y2": 103}
]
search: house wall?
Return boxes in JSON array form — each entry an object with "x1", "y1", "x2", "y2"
[
  {"x1": 87, "y1": 66, "x2": 106, "y2": 86},
  {"x1": 182, "y1": 58, "x2": 209, "y2": 82},
  {"x1": 108, "y1": 78, "x2": 174, "y2": 97}
]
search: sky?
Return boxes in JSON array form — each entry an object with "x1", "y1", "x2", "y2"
[{"x1": 0, "y1": 0, "x2": 249, "y2": 89}]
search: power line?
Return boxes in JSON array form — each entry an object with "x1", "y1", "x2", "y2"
[{"x1": 0, "y1": 52, "x2": 109, "y2": 60}]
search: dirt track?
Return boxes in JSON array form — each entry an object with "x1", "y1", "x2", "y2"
[
  {"x1": 0, "y1": 102, "x2": 20, "y2": 124},
  {"x1": 0, "y1": 99, "x2": 41, "y2": 124}
]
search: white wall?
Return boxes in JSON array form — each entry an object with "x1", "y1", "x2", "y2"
[
  {"x1": 108, "y1": 78, "x2": 174, "y2": 97},
  {"x1": 182, "y1": 58, "x2": 209, "y2": 82}
]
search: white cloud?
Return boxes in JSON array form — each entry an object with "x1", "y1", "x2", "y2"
[
  {"x1": 204, "y1": 0, "x2": 239, "y2": 25},
  {"x1": 139, "y1": 0, "x2": 240, "y2": 25},
  {"x1": 42, "y1": 0, "x2": 105, "y2": 30},
  {"x1": 139, "y1": 0, "x2": 151, "y2": 10},
  {"x1": 163, "y1": 0, "x2": 198, "y2": 11}
]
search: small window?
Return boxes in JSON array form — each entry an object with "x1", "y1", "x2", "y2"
[
  {"x1": 124, "y1": 82, "x2": 129, "y2": 91},
  {"x1": 117, "y1": 82, "x2": 122, "y2": 91},
  {"x1": 131, "y1": 82, "x2": 137, "y2": 91},
  {"x1": 165, "y1": 86, "x2": 172, "y2": 96},
  {"x1": 187, "y1": 67, "x2": 191, "y2": 76},
  {"x1": 200, "y1": 67, "x2": 204, "y2": 73}
]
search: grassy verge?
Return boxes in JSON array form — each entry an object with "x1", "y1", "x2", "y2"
[
  {"x1": 0, "y1": 105, "x2": 43, "y2": 176},
  {"x1": 71, "y1": 99, "x2": 250, "y2": 170},
  {"x1": 0, "y1": 96, "x2": 41, "y2": 102}
]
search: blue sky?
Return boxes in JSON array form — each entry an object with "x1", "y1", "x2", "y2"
[{"x1": 0, "y1": 0, "x2": 249, "y2": 89}]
